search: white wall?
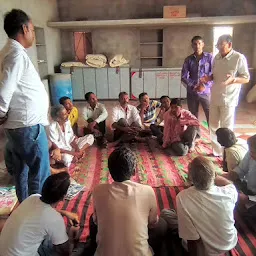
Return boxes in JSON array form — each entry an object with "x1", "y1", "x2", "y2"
[{"x1": 0, "y1": 0, "x2": 61, "y2": 74}]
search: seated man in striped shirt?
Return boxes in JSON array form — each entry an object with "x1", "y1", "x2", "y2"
[{"x1": 137, "y1": 92, "x2": 161, "y2": 125}]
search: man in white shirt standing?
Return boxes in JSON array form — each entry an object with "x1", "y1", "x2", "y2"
[
  {"x1": 0, "y1": 172, "x2": 79, "y2": 256},
  {"x1": 162, "y1": 156, "x2": 238, "y2": 255},
  {"x1": 82, "y1": 92, "x2": 108, "y2": 147},
  {"x1": 201, "y1": 34, "x2": 250, "y2": 156},
  {"x1": 0, "y1": 9, "x2": 50, "y2": 202},
  {"x1": 111, "y1": 91, "x2": 144, "y2": 143}
]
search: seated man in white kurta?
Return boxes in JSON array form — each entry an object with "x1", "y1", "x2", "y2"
[{"x1": 48, "y1": 105, "x2": 94, "y2": 167}]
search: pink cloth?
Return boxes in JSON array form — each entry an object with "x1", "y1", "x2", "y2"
[{"x1": 163, "y1": 109, "x2": 199, "y2": 148}]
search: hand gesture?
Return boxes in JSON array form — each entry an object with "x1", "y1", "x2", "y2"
[
  {"x1": 51, "y1": 148, "x2": 61, "y2": 161},
  {"x1": 200, "y1": 76, "x2": 211, "y2": 84},
  {"x1": 88, "y1": 121, "x2": 96, "y2": 131},
  {"x1": 222, "y1": 74, "x2": 235, "y2": 86},
  {"x1": 194, "y1": 83, "x2": 205, "y2": 93}
]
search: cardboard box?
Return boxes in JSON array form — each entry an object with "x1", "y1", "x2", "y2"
[{"x1": 163, "y1": 5, "x2": 186, "y2": 18}]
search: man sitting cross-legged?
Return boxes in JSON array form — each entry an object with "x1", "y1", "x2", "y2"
[
  {"x1": 0, "y1": 172, "x2": 80, "y2": 256},
  {"x1": 162, "y1": 156, "x2": 238, "y2": 256},
  {"x1": 150, "y1": 95, "x2": 171, "y2": 145},
  {"x1": 216, "y1": 128, "x2": 248, "y2": 172},
  {"x1": 82, "y1": 92, "x2": 108, "y2": 147},
  {"x1": 89, "y1": 146, "x2": 168, "y2": 256},
  {"x1": 223, "y1": 134, "x2": 256, "y2": 215},
  {"x1": 48, "y1": 105, "x2": 94, "y2": 167},
  {"x1": 111, "y1": 91, "x2": 145, "y2": 144},
  {"x1": 162, "y1": 98, "x2": 200, "y2": 155},
  {"x1": 137, "y1": 92, "x2": 161, "y2": 125}
]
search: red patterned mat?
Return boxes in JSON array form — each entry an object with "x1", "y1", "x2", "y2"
[
  {"x1": 57, "y1": 187, "x2": 256, "y2": 256},
  {"x1": 68, "y1": 124, "x2": 223, "y2": 189}
]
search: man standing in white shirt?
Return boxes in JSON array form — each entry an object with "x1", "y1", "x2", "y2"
[
  {"x1": 111, "y1": 91, "x2": 144, "y2": 143},
  {"x1": 0, "y1": 172, "x2": 79, "y2": 256},
  {"x1": 0, "y1": 9, "x2": 50, "y2": 202},
  {"x1": 201, "y1": 34, "x2": 250, "y2": 156},
  {"x1": 162, "y1": 156, "x2": 238, "y2": 255}
]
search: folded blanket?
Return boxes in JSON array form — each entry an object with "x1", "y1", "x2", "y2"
[
  {"x1": 109, "y1": 54, "x2": 129, "y2": 67},
  {"x1": 61, "y1": 62, "x2": 86, "y2": 68},
  {"x1": 86, "y1": 54, "x2": 107, "y2": 68}
]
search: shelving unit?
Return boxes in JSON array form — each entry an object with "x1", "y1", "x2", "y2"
[
  {"x1": 140, "y1": 29, "x2": 163, "y2": 67},
  {"x1": 47, "y1": 16, "x2": 256, "y2": 30},
  {"x1": 35, "y1": 27, "x2": 48, "y2": 79}
]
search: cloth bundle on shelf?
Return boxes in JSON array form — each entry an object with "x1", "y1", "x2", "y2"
[
  {"x1": 85, "y1": 54, "x2": 107, "y2": 68},
  {"x1": 108, "y1": 54, "x2": 129, "y2": 67}
]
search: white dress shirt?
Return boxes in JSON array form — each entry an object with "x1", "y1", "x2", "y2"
[
  {"x1": 211, "y1": 49, "x2": 250, "y2": 107},
  {"x1": 111, "y1": 104, "x2": 142, "y2": 127},
  {"x1": 0, "y1": 39, "x2": 49, "y2": 129},
  {"x1": 47, "y1": 120, "x2": 94, "y2": 167},
  {"x1": 177, "y1": 184, "x2": 238, "y2": 255},
  {"x1": 48, "y1": 120, "x2": 75, "y2": 151},
  {"x1": 82, "y1": 102, "x2": 108, "y2": 123}
]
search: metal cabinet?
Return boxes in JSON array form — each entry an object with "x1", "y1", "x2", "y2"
[
  {"x1": 61, "y1": 66, "x2": 130, "y2": 100},
  {"x1": 131, "y1": 68, "x2": 186, "y2": 99}
]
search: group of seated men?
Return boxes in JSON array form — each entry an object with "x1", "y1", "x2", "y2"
[
  {"x1": 2, "y1": 92, "x2": 256, "y2": 255},
  {"x1": 47, "y1": 91, "x2": 201, "y2": 169},
  {"x1": 1, "y1": 136, "x2": 256, "y2": 255}
]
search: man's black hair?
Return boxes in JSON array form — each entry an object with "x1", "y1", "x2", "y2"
[
  {"x1": 139, "y1": 92, "x2": 148, "y2": 100},
  {"x1": 84, "y1": 92, "x2": 94, "y2": 101},
  {"x1": 216, "y1": 128, "x2": 237, "y2": 148},
  {"x1": 160, "y1": 95, "x2": 170, "y2": 101},
  {"x1": 4, "y1": 9, "x2": 30, "y2": 39},
  {"x1": 191, "y1": 35, "x2": 204, "y2": 43},
  {"x1": 59, "y1": 96, "x2": 70, "y2": 105},
  {"x1": 119, "y1": 91, "x2": 128, "y2": 99},
  {"x1": 108, "y1": 146, "x2": 137, "y2": 182},
  {"x1": 170, "y1": 98, "x2": 182, "y2": 107},
  {"x1": 41, "y1": 172, "x2": 70, "y2": 204}
]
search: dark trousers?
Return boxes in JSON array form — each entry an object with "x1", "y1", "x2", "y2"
[
  {"x1": 187, "y1": 92, "x2": 210, "y2": 125},
  {"x1": 113, "y1": 118, "x2": 141, "y2": 142},
  {"x1": 171, "y1": 126, "x2": 200, "y2": 156},
  {"x1": 5, "y1": 124, "x2": 50, "y2": 202},
  {"x1": 88, "y1": 214, "x2": 168, "y2": 255},
  {"x1": 84, "y1": 119, "x2": 106, "y2": 135},
  {"x1": 150, "y1": 124, "x2": 164, "y2": 145}
]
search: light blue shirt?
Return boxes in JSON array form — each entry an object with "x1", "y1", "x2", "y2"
[{"x1": 234, "y1": 152, "x2": 256, "y2": 194}]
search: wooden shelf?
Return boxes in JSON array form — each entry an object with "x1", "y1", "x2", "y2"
[
  {"x1": 48, "y1": 16, "x2": 256, "y2": 30},
  {"x1": 140, "y1": 42, "x2": 163, "y2": 45},
  {"x1": 141, "y1": 57, "x2": 163, "y2": 59}
]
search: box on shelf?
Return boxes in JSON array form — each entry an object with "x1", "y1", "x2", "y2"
[{"x1": 163, "y1": 5, "x2": 186, "y2": 18}]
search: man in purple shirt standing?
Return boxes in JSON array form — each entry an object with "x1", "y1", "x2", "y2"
[{"x1": 181, "y1": 36, "x2": 213, "y2": 125}]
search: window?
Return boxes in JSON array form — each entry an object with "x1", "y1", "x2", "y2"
[
  {"x1": 213, "y1": 27, "x2": 233, "y2": 56},
  {"x1": 73, "y1": 32, "x2": 92, "y2": 62}
]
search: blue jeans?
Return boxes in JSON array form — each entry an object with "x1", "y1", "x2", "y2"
[
  {"x1": 38, "y1": 237, "x2": 56, "y2": 256},
  {"x1": 4, "y1": 140, "x2": 13, "y2": 175},
  {"x1": 5, "y1": 124, "x2": 50, "y2": 202}
]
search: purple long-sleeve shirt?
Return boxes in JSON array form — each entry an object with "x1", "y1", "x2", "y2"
[{"x1": 181, "y1": 52, "x2": 213, "y2": 95}]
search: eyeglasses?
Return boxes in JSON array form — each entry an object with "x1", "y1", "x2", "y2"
[{"x1": 215, "y1": 41, "x2": 231, "y2": 49}]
